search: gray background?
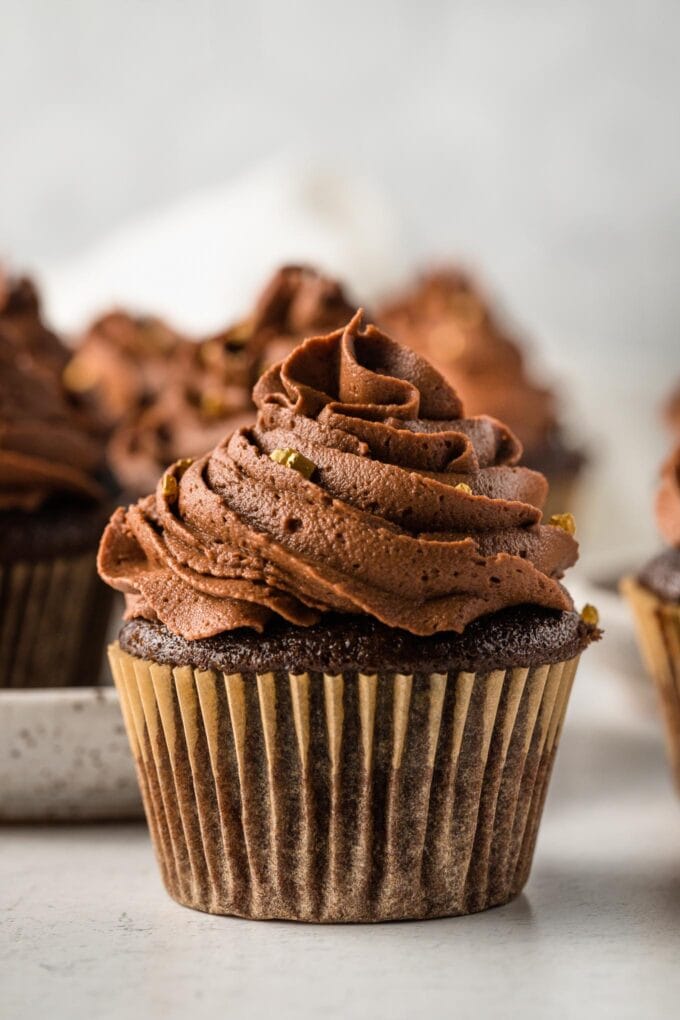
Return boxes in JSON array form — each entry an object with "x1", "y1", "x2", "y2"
[{"x1": 1, "y1": 0, "x2": 679, "y2": 555}]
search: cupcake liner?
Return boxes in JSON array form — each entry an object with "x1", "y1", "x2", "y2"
[
  {"x1": 621, "y1": 577, "x2": 680, "y2": 789},
  {"x1": 109, "y1": 643, "x2": 581, "y2": 921},
  {"x1": 0, "y1": 552, "x2": 112, "y2": 688}
]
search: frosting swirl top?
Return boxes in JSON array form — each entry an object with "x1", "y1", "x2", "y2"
[
  {"x1": 657, "y1": 444, "x2": 680, "y2": 547},
  {"x1": 378, "y1": 269, "x2": 558, "y2": 452},
  {"x1": 98, "y1": 313, "x2": 577, "y2": 640},
  {"x1": 0, "y1": 280, "x2": 105, "y2": 511}
]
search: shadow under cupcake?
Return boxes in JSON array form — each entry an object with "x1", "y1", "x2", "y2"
[{"x1": 99, "y1": 312, "x2": 599, "y2": 921}]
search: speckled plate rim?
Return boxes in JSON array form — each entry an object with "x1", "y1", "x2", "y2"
[{"x1": 0, "y1": 686, "x2": 143, "y2": 822}]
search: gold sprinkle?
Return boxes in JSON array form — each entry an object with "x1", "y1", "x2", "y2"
[
  {"x1": 62, "y1": 355, "x2": 99, "y2": 393},
  {"x1": 581, "y1": 603, "x2": 599, "y2": 627},
  {"x1": 200, "y1": 392, "x2": 226, "y2": 418},
  {"x1": 549, "y1": 512, "x2": 576, "y2": 535},
  {"x1": 162, "y1": 473, "x2": 178, "y2": 501},
  {"x1": 455, "y1": 482, "x2": 473, "y2": 494},
  {"x1": 270, "y1": 447, "x2": 316, "y2": 479},
  {"x1": 176, "y1": 458, "x2": 193, "y2": 476},
  {"x1": 227, "y1": 318, "x2": 253, "y2": 344}
]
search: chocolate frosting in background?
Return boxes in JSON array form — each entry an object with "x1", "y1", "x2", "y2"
[
  {"x1": 250, "y1": 265, "x2": 358, "y2": 369},
  {"x1": 99, "y1": 313, "x2": 578, "y2": 641},
  {"x1": 0, "y1": 275, "x2": 105, "y2": 511},
  {"x1": 64, "y1": 310, "x2": 184, "y2": 430},
  {"x1": 0, "y1": 268, "x2": 70, "y2": 385},
  {"x1": 664, "y1": 381, "x2": 680, "y2": 437},
  {"x1": 378, "y1": 269, "x2": 561, "y2": 454},
  {"x1": 108, "y1": 325, "x2": 260, "y2": 494},
  {"x1": 656, "y1": 444, "x2": 680, "y2": 547},
  {"x1": 65, "y1": 266, "x2": 360, "y2": 495}
]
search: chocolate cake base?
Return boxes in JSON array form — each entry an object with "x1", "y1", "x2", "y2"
[
  {"x1": 111, "y1": 607, "x2": 595, "y2": 922},
  {"x1": 120, "y1": 606, "x2": 596, "y2": 677}
]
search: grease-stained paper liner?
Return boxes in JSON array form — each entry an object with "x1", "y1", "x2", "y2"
[
  {"x1": 622, "y1": 577, "x2": 680, "y2": 790},
  {"x1": 109, "y1": 644, "x2": 580, "y2": 922},
  {"x1": 0, "y1": 552, "x2": 112, "y2": 688}
]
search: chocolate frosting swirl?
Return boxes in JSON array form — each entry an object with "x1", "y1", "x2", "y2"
[
  {"x1": 0, "y1": 269, "x2": 70, "y2": 385},
  {"x1": 378, "y1": 269, "x2": 558, "y2": 452},
  {"x1": 657, "y1": 444, "x2": 680, "y2": 547},
  {"x1": 0, "y1": 277, "x2": 105, "y2": 511},
  {"x1": 98, "y1": 313, "x2": 577, "y2": 640}
]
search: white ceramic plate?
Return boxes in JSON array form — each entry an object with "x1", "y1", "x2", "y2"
[{"x1": 0, "y1": 686, "x2": 142, "y2": 821}]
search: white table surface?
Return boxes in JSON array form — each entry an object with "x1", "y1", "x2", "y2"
[{"x1": 3, "y1": 589, "x2": 680, "y2": 1020}]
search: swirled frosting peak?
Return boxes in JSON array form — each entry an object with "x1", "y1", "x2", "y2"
[{"x1": 98, "y1": 312, "x2": 578, "y2": 640}]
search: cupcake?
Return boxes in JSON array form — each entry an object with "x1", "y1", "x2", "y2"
[
  {"x1": 622, "y1": 443, "x2": 680, "y2": 788},
  {"x1": 100, "y1": 312, "x2": 598, "y2": 921},
  {"x1": 0, "y1": 275, "x2": 114, "y2": 688},
  {"x1": 378, "y1": 268, "x2": 586, "y2": 518}
]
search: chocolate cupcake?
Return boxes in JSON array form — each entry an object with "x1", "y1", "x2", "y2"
[
  {"x1": 0, "y1": 274, "x2": 114, "y2": 688},
  {"x1": 378, "y1": 269, "x2": 586, "y2": 518},
  {"x1": 100, "y1": 312, "x2": 598, "y2": 921},
  {"x1": 622, "y1": 444, "x2": 680, "y2": 788}
]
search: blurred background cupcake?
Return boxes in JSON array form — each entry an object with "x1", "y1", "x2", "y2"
[
  {"x1": 378, "y1": 268, "x2": 586, "y2": 519},
  {"x1": 62, "y1": 264, "x2": 359, "y2": 497},
  {"x1": 622, "y1": 435, "x2": 680, "y2": 788},
  {"x1": 0, "y1": 269, "x2": 115, "y2": 688}
]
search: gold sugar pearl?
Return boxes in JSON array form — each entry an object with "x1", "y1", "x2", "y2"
[
  {"x1": 200, "y1": 392, "x2": 226, "y2": 418},
  {"x1": 581, "y1": 604, "x2": 600, "y2": 627},
  {"x1": 549, "y1": 512, "x2": 576, "y2": 535},
  {"x1": 62, "y1": 356, "x2": 99, "y2": 393},
  {"x1": 454, "y1": 482, "x2": 473, "y2": 494},
  {"x1": 162, "y1": 473, "x2": 179, "y2": 501},
  {"x1": 270, "y1": 448, "x2": 316, "y2": 480}
]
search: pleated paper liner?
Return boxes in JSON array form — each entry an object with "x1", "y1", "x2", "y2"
[
  {"x1": 621, "y1": 576, "x2": 680, "y2": 790},
  {"x1": 0, "y1": 552, "x2": 112, "y2": 688},
  {"x1": 109, "y1": 643, "x2": 581, "y2": 922}
]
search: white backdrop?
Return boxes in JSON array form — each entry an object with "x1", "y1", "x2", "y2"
[{"x1": 1, "y1": 0, "x2": 679, "y2": 562}]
